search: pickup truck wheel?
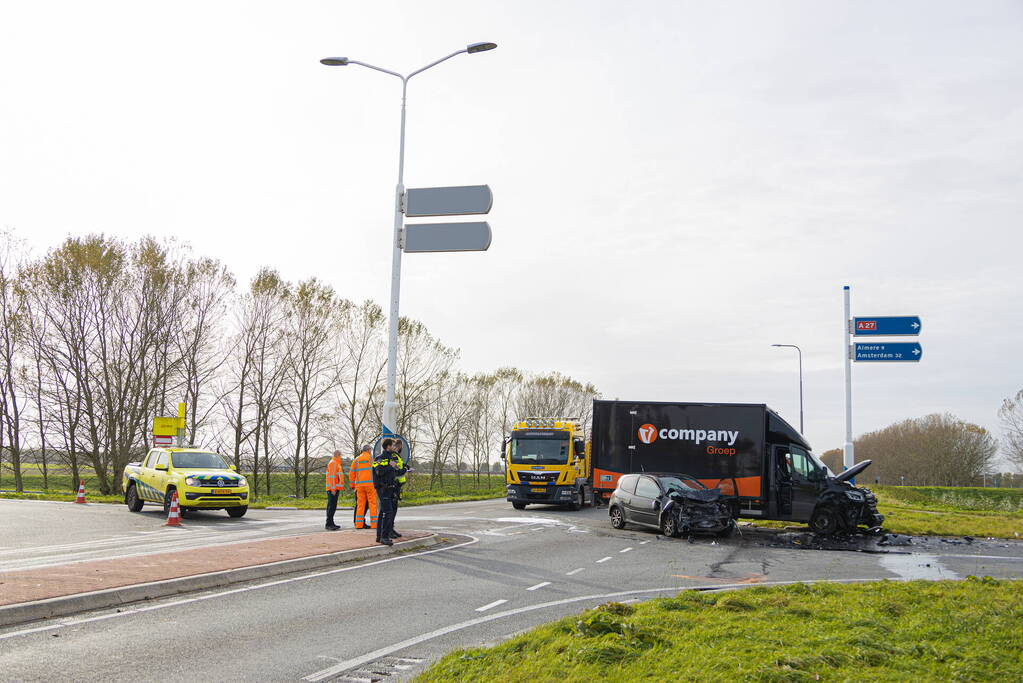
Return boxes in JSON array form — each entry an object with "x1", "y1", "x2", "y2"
[
  {"x1": 163, "y1": 489, "x2": 176, "y2": 516},
  {"x1": 609, "y1": 505, "x2": 626, "y2": 529},
  {"x1": 512, "y1": 502, "x2": 527, "y2": 510},
  {"x1": 227, "y1": 506, "x2": 247, "y2": 518},
  {"x1": 810, "y1": 506, "x2": 838, "y2": 535},
  {"x1": 125, "y1": 484, "x2": 144, "y2": 512},
  {"x1": 660, "y1": 513, "x2": 681, "y2": 538}
]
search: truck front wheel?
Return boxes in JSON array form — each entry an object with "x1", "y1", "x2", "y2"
[
  {"x1": 567, "y1": 489, "x2": 583, "y2": 511},
  {"x1": 810, "y1": 506, "x2": 838, "y2": 535},
  {"x1": 227, "y1": 506, "x2": 247, "y2": 518}
]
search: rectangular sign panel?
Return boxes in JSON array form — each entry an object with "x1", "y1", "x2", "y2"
[
  {"x1": 853, "y1": 316, "x2": 921, "y2": 336},
  {"x1": 405, "y1": 185, "x2": 493, "y2": 217},
  {"x1": 854, "y1": 342, "x2": 922, "y2": 362},
  {"x1": 153, "y1": 417, "x2": 179, "y2": 436},
  {"x1": 403, "y1": 222, "x2": 492, "y2": 253}
]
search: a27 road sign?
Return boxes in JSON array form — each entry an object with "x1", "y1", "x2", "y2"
[
  {"x1": 853, "y1": 316, "x2": 921, "y2": 336},
  {"x1": 854, "y1": 342, "x2": 922, "y2": 362}
]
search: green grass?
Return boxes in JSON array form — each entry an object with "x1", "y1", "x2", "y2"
[
  {"x1": 743, "y1": 486, "x2": 1023, "y2": 539},
  {"x1": 418, "y1": 578, "x2": 1023, "y2": 682},
  {"x1": 0, "y1": 466, "x2": 505, "y2": 509}
]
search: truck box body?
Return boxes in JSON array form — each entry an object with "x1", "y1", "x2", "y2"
[{"x1": 591, "y1": 400, "x2": 809, "y2": 505}]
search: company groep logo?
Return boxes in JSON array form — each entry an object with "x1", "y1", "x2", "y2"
[{"x1": 637, "y1": 424, "x2": 658, "y2": 444}]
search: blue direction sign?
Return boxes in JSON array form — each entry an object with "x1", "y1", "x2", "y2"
[
  {"x1": 853, "y1": 316, "x2": 921, "y2": 336},
  {"x1": 854, "y1": 342, "x2": 922, "y2": 362}
]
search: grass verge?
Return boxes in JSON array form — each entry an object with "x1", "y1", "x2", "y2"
[{"x1": 418, "y1": 578, "x2": 1023, "y2": 682}]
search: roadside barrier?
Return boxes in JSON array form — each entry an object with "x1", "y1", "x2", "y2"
[
  {"x1": 165, "y1": 491, "x2": 183, "y2": 527},
  {"x1": 74, "y1": 481, "x2": 86, "y2": 504}
]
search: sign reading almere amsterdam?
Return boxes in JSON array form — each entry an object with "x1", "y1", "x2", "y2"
[{"x1": 854, "y1": 342, "x2": 922, "y2": 362}]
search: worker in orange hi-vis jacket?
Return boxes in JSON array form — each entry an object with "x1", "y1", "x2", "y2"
[
  {"x1": 325, "y1": 450, "x2": 347, "y2": 530},
  {"x1": 349, "y1": 444, "x2": 378, "y2": 529}
]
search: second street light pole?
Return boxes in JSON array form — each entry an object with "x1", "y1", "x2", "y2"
[
  {"x1": 771, "y1": 343, "x2": 804, "y2": 435},
  {"x1": 321, "y1": 42, "x2": 497, "y2": 437}
]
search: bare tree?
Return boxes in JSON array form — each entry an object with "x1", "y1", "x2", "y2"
[
  {"x1": 333, "y1": 300, "x2": 387, "y2": 457},
  {"x1": 998, "y1": 389, "x2": 1023, "y2": 472},
  {"x1": 0, "y1": 231, "x2": 27, "y2": 491}
]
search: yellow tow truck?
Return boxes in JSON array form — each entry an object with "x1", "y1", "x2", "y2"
[
  {"x1": 123, "y1": 447, "x2": 249, "y2": 518},
  {"x1": 504, "y1": 417, "x2": 594, "y2": 510}
]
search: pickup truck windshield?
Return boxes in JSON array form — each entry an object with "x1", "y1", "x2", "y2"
[
  {"x1": 171, "y1": 452, "x2": 229, "y2": 469},
  {"x1": 511, "y1": 439, "x2": 569, "y2": 465}
]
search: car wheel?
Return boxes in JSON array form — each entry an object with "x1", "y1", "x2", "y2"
[
  {"x1": 609, "y1": 505, "x2": 626, "y2": 529},
  {"x1": 512, "y1": 502, "x2": 527, "y2": 510},
  {"x1": 125, "y1": 484, "x2": 144, "y2": 512},
  {"x1": 660, "y1": 513, "x2": 681, "y2": 538},
  {"x1": 810, "y1": 506, "x2": 838, "y2": 535},
  {"x1": 227, "y1": 506, "x2": 247, "y2": 518},
  {"x1": 567, "y1": 489, "x2": 583, "y2": 511},
  {"x1": 715, "y1": 521, "x2": 736, "y2": 538}
]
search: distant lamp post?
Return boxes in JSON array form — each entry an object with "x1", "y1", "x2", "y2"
[
  {"x1": 320, "y1": 42, "x2": 497, "y2": 437},
  {"x1": 771, "y1": 343, "x2": 804, "y2": 435}
]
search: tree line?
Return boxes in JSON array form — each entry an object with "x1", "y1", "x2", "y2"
[{"x1": 0, "y1": 231, "x2": 598, "y2": 498}]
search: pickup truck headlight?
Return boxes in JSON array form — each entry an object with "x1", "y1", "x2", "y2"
[
  {"x1": 845, "y1": 490, "x2": 865, "y2": 502},
  {"x1": 237, "y1": 477, "x2": 247, "y2": 487},
  {"x1": 185, "y1": 477, "x2": 199, "y2": 486}
]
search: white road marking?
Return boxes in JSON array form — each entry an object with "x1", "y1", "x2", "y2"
[
  {"x1": 596, "y1": 556, "x2": 611, "y2": 563},
  {"x1": 300, "y1": 578, "x2": 890, "y2": 681},
  {"x1": 526, "y1": 582, "x2": 551, "y2": 591},
  {"x1": 566, "y1": 568, "x2": 584, "y2": 576},
  {"x1": 0, "y1": 535, "x2": 477, "y2": 643},
  {"x1": 619, "y1": 547, "x2": 633, "y2": 553},
  {"x1": 639, "y1": 540, "x2": 650, "y2": 545},
  {"x1": 475, "y1": 599, "x2": 508, "y2": 612},
  {"x1": 937, "y1": 554, "x2": 1023, "y2": 562}
]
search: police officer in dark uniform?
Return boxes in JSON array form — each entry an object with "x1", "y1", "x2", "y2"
[{"x1": 372, "y1": 439, "x2": 400, "y2": 546}]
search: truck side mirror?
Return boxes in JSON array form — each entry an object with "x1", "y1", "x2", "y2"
[
  {"x1": 229, "y1": 464, "x2": 238, "y2": 472},
  {"x1": 155, "y1": 463, "x2": 168, "y2": 471}
]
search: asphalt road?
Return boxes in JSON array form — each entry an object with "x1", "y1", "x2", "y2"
[{"x1": 2, "y1": 497, "x2": 1022, "y2": 681}]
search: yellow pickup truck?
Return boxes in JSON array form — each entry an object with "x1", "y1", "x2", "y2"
[{"x1": 123, "y1": 448, "x2": 250, "y2": 518}]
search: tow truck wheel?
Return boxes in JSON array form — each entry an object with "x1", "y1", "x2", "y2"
[
  {"x1": 227, "y1": 506, "x2": 247, "y2": 518},
  {"x1": 810, "y1": 506, "x2": 838, "y2": 535},
  {"x1": 125, "y1": 484, "x2": 144, "y2": 512},
  {"x1": 512, "y1": 502, "x2": 527, "y2": 510},
  {"x1": 567, "y1": 489, "x2": 583, "y2": 511},
  {"x1": 609, "y1": 505, "x2": 626, "y2": 529},
  {"x1": 660, "y1": 514, "x2": 681, "y2": 538}
]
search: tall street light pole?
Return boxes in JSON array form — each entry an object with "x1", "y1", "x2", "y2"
[
  {"x1": 321, "y1": 42, "x2": 497, "y2": 437},
  {"x1": 771, "y1": 343, "x2": 804, "y2": 435}
]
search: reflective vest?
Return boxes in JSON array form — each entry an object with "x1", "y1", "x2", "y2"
[
  {"x1": 394, "y1": 454, "x2": 407, "y2": 484},
  {"x1": 349, "y1": 451, "x2": 373, "y2": 486},
  {"x1": 325, "y1": 456, "x2": 346, "y2": 492}
]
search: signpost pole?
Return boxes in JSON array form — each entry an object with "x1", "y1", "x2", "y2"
[{"x1": 843, "y1": 286, "x2": 854, "y2": 472}]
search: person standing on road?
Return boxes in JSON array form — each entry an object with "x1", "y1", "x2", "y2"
[
  {"x1": 325, "y1": 450, "x2": 347, "y2": 531},
  {"x1": 389, "y1": 439, "x2": 409, "y2": 539},
  {"x1": 348, "y1": 444, "x2": 377, "y2": 530},
  {"x1": 372, "y1": 440, "x2": 400, "y2": 546}
]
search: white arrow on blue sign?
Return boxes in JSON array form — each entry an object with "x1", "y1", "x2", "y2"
[
  {"x1": 854, "y1": 342, "x2": 922, "y2": 362},
  {"x1": 853, "y1": 316, "x2": 922, "y2": 336}
]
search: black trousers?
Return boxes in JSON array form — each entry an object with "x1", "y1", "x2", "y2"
[
  {"x1": 376, "y1": 491, "x2": 396, "y2": 540},
  {"x1": 325, "y1": 490, "x2": 340, "y2": 527}
]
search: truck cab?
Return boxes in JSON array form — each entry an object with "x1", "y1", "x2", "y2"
[{"x1": 505, "y1": 417, "x2": 592, "y2": 510}]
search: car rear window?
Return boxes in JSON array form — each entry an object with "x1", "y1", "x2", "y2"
[{"x1": 617, "y1": 474, "x2": 638, "y2": 494}]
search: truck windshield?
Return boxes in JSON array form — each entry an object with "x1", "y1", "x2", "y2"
[
  {"x1": 171, "y1": 452, "x2": 229, "y2": 469},
  {"x1": 808, "y1": 452, "x2": 835, "y2": 477},
  {"x1": 511, "y1": 439, "x2": 569, "y2": 465}
]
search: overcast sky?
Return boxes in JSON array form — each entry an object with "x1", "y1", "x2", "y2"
[{"x1": 2, "y1": 1, "x2": 1021, "y2": 462}]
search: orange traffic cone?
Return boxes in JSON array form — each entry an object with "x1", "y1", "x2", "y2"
[
  {"x1": 165, "y1": 491, "x2": 183, "y2": 527},
  {"x1": 74, "y1": 480, "x2": 86, "y2": 504}
]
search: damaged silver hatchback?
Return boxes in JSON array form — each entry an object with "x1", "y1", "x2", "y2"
[{"x1": 609, "y1": 473, "x2": 734, "y2": 538}]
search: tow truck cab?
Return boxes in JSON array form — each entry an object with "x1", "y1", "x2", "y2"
[{"x1": 505, "y1": 417, "x2": 593, "y2": 510}]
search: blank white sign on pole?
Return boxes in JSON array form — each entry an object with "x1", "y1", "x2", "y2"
[{"x1": 403, "y1": 222, "x2": 492, "y2": 253}]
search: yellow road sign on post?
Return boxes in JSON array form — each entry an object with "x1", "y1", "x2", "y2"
[{"x1": 153, "y1": 417, "x2": 179, "y2": 437}]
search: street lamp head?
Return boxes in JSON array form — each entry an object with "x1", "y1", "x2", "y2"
[
  {"x1": 320, "y1": 57, "x2": 350, "y2": 66},
  {"x1": 466, "y1": 42, "x2": 497, "y2": 54}
]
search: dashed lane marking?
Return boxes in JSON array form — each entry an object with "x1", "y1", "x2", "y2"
[
  {"x1": 596, "y1": 556, "x2": 612, "y2": 563},
  {"x1": 566, "y1": 568, "x2": 584, "y2": 576},
  {"x1": 620, "y1": 547, "x2": 633, "y2": 553},
  {"x1": 475, "y1": 599, "x2": 508, "y2": 612},
  {"x1": 526, "y1": 582, "x2": 551, "y2": 591},
  {"x1": 639, "y1": 540, "x2": 650, "y2": 545}
]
